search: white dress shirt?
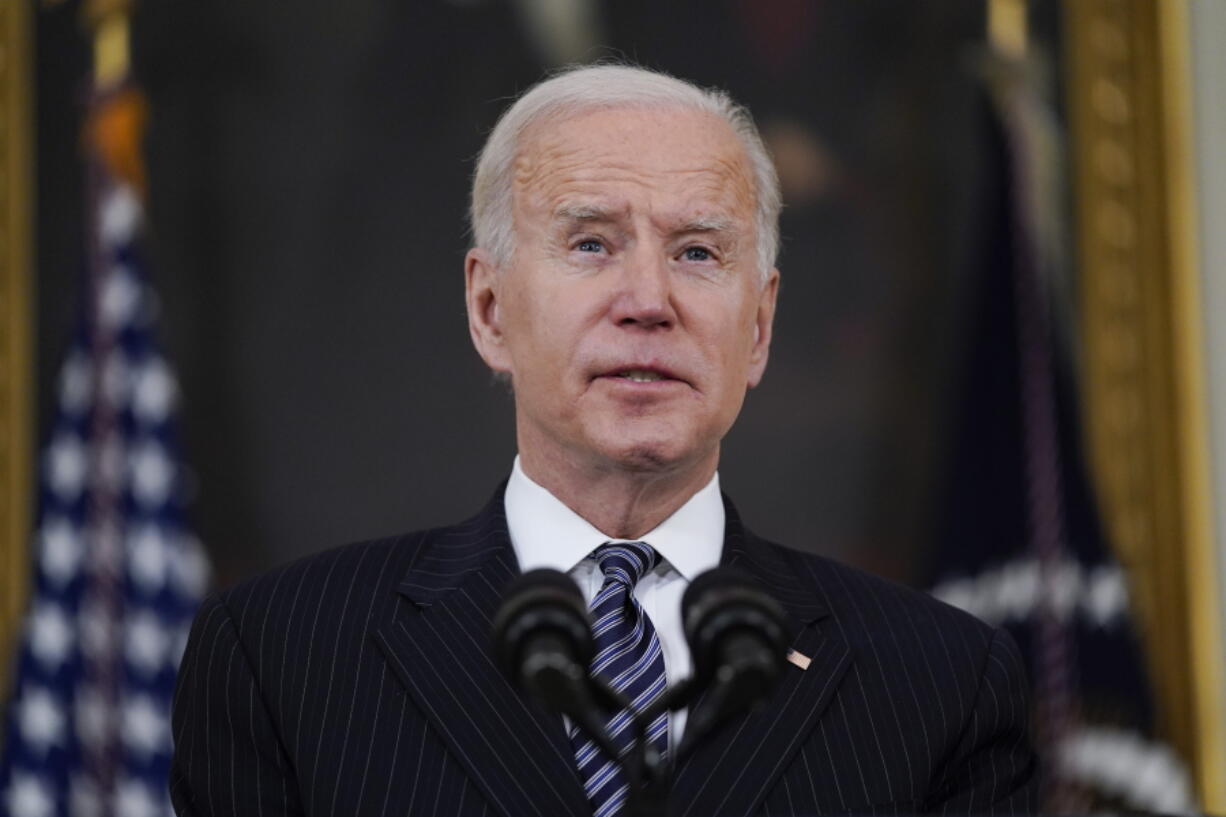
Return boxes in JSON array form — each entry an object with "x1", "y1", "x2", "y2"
[{"x1": 504, "y1": 456, "x2": 724, "y2": 746}]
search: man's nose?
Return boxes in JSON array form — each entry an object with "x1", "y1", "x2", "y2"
[{"x1": 609, "y1": 246, "x2": 676, "y2": 329}]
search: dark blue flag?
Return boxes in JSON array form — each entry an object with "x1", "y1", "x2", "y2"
[{"x1": 926, "y1": 53, "x2": 1192, "y2": 812}]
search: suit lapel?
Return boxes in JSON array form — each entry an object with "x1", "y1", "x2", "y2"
[
  {"x1": 372, "y1": 487, "x2": 852, "y2": 817},
  {"x1": 672, "y1": 497, "x2": 853, "y2": 817},
  {"x1": 373, "y1": 489, "x2": 590, "y2": 817}
]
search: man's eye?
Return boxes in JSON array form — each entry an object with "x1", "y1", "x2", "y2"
[
  {"x1": 577, "y1": 239, "x2": 605, "y2": 253},
  {"x1": 682, "y1": 246, "x2": 713, "y2": 262}
]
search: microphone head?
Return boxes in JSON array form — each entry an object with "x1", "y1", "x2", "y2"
[
  {"x1": 681, "y1": 567, "x2": 789, "y2": 690},
  {"x1": 491, "y1": 569, "x2": 593, "y2": 687}
]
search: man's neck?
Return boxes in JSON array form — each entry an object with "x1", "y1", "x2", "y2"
[{"x1": 517, "y1": 447, "x2": 719, "y2": 540}]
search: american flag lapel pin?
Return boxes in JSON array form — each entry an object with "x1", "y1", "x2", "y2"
[{"x1": 786, "y1": 648, "x2": 811, "y2": 670}]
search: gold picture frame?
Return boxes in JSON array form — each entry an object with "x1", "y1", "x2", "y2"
[
  {"x1": 1, "y1": 0, "x2": 1220, "y2": 805},
  {"x1": 0, "y1": 0, "x2": 34, "y2": 700},
  {"x1": 1065, "y1": 0, "x2": 1224, "y2": 806}
]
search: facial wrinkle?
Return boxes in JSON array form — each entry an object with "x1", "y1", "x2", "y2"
[{"x1": 514, "y1": 111, "x2": 756, "y2": 229}]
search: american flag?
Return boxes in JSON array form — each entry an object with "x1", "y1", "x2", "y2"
[{"x1": 0, "y1": 115, "x2": 210, "y2": 816}]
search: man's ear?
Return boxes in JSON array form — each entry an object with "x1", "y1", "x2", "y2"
[
  {"x1": 746, "y1": 268, "x2": 779, "y2": 389},
  {"x1": 465, "y1": 248, "x2": 512, "y2": 374}
]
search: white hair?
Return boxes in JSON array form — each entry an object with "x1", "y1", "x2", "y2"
[{"x1": 469, "y1": 64, "x2": 782, "y2": 281}]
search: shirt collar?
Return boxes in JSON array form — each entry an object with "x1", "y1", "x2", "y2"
[{"x1": 504, "y1": 455, "x2": 724, "y2": 580}]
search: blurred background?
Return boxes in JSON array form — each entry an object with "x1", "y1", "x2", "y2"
[{"x1": 1, "y1": 0, "x2": 1224, "y2": 813}]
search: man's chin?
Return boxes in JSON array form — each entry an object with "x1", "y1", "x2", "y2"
[
  {"x1": 587, "y1": 433, "x2": 711, "y2": 476},
  {"x1": 602, "y1": 447, "x2": 682, "y2": 474}
]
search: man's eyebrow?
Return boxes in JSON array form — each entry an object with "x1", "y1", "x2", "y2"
[
  {"x1": 552, "y1": 203, "x2": 625, "y2": 222},
  {"x1": 677, "y1": 216, "x2": 735, "y2": 234},
  {"x1": 551, "y1": 205, "x2": 738, "y2": 236}
]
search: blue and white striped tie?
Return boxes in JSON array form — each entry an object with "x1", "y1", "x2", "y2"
[{"x1": 571, "y1": 542, "x2": 669, "y2": 817}]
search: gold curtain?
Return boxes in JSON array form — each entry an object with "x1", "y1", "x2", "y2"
[{"x1": 1066, "y1": 0, "x2": 1225, "y2": 807}]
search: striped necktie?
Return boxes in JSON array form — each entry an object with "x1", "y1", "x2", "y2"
[{"x1": 570, "y1": 541, "x2": 669, "y2": 817}]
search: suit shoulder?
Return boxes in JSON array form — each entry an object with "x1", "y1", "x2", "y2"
[
  {"x1": 760, "y1": 539, "x2": 1030, "y2": 730},
  {"x1": 209, "y1": 525, "x2": 440, "y2": 631},
  {"x1": 765, "y1": 538, "x2": 1000, "y2": 652}
]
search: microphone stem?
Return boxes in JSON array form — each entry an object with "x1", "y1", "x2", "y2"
[{"x1": 589, "y1": 675, "x2": 670, "y2": 817}]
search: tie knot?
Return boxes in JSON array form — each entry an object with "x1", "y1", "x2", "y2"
[{"x1": 593, "y1": 541, "x2": 658, "y2": 587}]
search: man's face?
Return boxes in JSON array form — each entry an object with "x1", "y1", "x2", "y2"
[{"x1": 466, "y1": 106, "x2": 778, "y2": 479}]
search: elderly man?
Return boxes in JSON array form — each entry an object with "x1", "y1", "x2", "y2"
[{"x1": 171, "y1": 65, "x2": 1036, "y2": 816}]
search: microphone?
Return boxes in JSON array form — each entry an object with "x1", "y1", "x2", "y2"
[
  {"x1": 678, "y1": 567, "x2": 789, "y2": 755},
  {"x1": 491, "y1": 569, "x2": 619, "y2": 758}
]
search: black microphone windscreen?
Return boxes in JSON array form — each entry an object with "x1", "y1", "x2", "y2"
[
  {"x1": 491, "y1": 568, "x2": 592, "y2": 683},
  {"x1": 681, "y1": 567, "x2": 788, "y2": 687}
]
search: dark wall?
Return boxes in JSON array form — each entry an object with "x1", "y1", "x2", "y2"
[{"x1": 38, "y1": 0, "x2": 1024, "y2": 590}]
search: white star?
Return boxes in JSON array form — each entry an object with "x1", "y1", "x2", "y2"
[
  {"x1": 99, "y1": 265, "x2": 142, "y2": 331},
  {"x1": 45, "y1": 432, "x2": 87, "y2": 501},
  {"x1": 113, "y1": 777, "x2": 160, "y2": 817},
  {"x1": 1047, "y1": 560, "x2": 1082, "y2": 620},
  {"x1": 17, "y1": 686, "x2": 66, "y2": 754},
  {"x1": 132, "y1": 357, "x2": 177, "y2": 424},
  {"x1": 40, "y1": 516, "x2": 84, "y2": 587},
  {"x1": 74, "y1": 686, "x2": 111, "y2": 752},
  {"x1": 169, "y1": 536, "x2": 210, "y2": 601},
  {"x1": 59, "y1": 351, "x2": 93, "y2": 417},
  {"x1": 28, "y1": 603, "x2": 75, "y2": 670},
  {"x1": 1086, "y1": 565, "x2": 1128, "y2": 628},
  {"x1": 100, "y1": 184, "x2": 140, "y2": 245},
  {"x1": 125, "y1": 611, "x2": 169, "y2": 677},
  {"x1": 997, "y1": 560, "x2": 1039, "y2": 622},
  {"x1": 4, "y1": 771, "x2": 56, "y2": 817},
  {"x1": 127, "y1": 523, "x2": 168, "y2": 595},
  {"x1": 129, "y1": 440, "x2": 175, "y2": 509},
  {"x1": 121, "y1": 695, "x2": 169, "y2": 757}
]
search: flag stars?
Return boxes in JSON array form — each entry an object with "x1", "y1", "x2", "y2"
[
  {"x1": 1086, "y1": 566, "x2": 1129, "y2": 629},
  {"x1": 127, "y1": 523, "x2": 168, "y2": 595},
  {"x1": 169, "y1": 536, "x2": 210, "y2": 600},
  {"x1": 10, "y1": 166, "x2": 207, "y2": 814},
  {"x1": 934, "y1": 557, "x2": 1130, "y2": 628},
  {"x1": 100, "y1": 184, "x2": 140, "y2": 245},
  {"x1": 40, "y1": 516, "x2": 84, "y2": 588},
  {"x1": 46, "y1": 432, "x2": 87, "y2": 501},
  {"x1": 125, "y1": 611, "x2": 170, "y2": 676},
  {"x1": 28, "y1": 603, "x2": 75, "y2": 670},
  {"x1": 129, "y1": 440, "x2": 175, "y2": 508},
  {"x1": 114, "y1": 777, "x2": 162, "y2": 817},
  {"x1": 132, "y1": 356, "x2": 177, "y2": 424},
  {"x1": 17, "y1": 686, "x2": 66, "y2": 754},
  {"x1": 98, "y1": 265, "x2": 142, "y2": 332},
  {"x1": 12, "y1": 161, "x2": 207, "y2": 816},
  {"x1": 4, "y1": 772, "x2": 56, "y2": 817},
  {"x1": 121, "y1": 695, "x2": 169, "y2": 757}
]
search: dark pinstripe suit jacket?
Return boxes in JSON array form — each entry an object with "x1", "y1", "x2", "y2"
[{"x1": 170, "y1": 488, "x2": 1037, "y2": 816}]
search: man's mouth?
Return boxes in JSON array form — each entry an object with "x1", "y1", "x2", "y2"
[
  {"x1": 594, "y1": 364, "x2": 686, "y2": 387},
  {"x1": 616, "y1": 369, "x2": 668, "y2": 383}
]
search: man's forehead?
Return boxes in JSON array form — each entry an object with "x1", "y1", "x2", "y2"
[{"x1": 513, "y1": 107, "x2": 755, "y2": 207}]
